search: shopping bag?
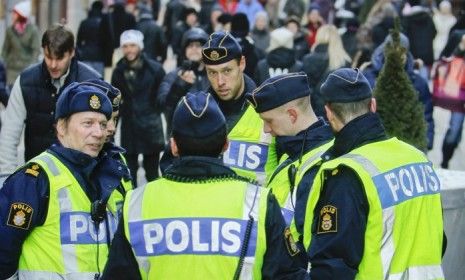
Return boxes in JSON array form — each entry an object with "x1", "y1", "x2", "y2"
[{"x1": 432, "y1": 56, "x2": 465, "y2": 112}]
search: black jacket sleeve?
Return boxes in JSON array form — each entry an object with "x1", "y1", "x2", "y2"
[
  {"x1": 308, "y1": 166, "x2": 368, "y2": 280},
  {"x1": 262, "y1": 193, "x2": 309, "y2": 280},
  {"x1": 101, "y1": 216, "x2": 141, "y2": 280}
]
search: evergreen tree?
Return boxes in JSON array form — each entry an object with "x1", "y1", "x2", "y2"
[{"x1": 373, "y1": 18, "x2": 427, "y2": 151}]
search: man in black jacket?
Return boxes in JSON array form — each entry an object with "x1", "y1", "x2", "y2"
[{"x1": 111, "y1": 29, "x2": 165, "y2": 188}]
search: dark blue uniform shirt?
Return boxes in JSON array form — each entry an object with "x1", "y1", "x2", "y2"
[
  {"x1": 0, "y1": 142, "x2": 129, "y2": 279},
  {"x1": 307, "y1": 112, "x2": 387, "y2": 280},
  {"x1": 102, "y1": 156, "x2": 309, "y2": 280}
]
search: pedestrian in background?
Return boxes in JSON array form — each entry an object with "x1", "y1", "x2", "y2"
[
  {"x1": 0, "y1": 25, "x2": 100, "y2": 175},
  {"x1": 111, "y1": 30, "x2": 165, "y2": 188},
  {"x1": 158, "y1": 27, "x2": 209, "y2": 134},
  {"x1": 1, "y1": 0, "x2": 40, "y2": 89},
  {"x1": 102, "y1": 91, "x2": 308, "y2": 279},
  {"x1": 76, "y1": 0, "x2": 108, "y2": 76}
]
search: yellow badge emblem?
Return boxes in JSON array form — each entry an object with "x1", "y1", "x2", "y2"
[
  {"x1": 113, "y1": 94, "x2": 122, "y2": 107},
  {"x1": 25, "y1": 164, "x2": 40, "y2": 177},
  {"x1": 7, "y1": 202, "x2": 33, "y2": 230},
  {"x1": 317, "y1": 205, "x2": 337, "y2": 234},
  {"x1": 284, "y1": 227, "x2": 300, "y2": 256},
  {"x1": 89, "y1": 94, "x2": 101, "y2": 109},
  {"x1": 209, "y1": 50, "x2": 220, "y2": 60}
]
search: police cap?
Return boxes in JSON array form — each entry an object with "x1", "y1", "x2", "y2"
[
  {"x1": 172, "y1": 91, "x2": 226, "y2": 137},
  {"x1": 246, "y1": 72, "x2": 311, "y2": 113},
  {"x1": 55, "y1": 82, "x2": 112, "y2": 121},
  {"x1": 202, "y1": 32, "x2": 242, "y2": 65},
  {"x1": 80, "y1": 79, "x2": 122, "y2": 111},
  {"x1": 320, "y1": 68, "x2": 372, "y2": 103}
]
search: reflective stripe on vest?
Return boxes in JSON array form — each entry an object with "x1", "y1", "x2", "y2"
[
  {"x1": 303, "y1": 138, "x2": 444, "y2": 280},
  {"x1": 18, "y1": 152, "x2": 121, "y2": 279},
  {"x1": 267, "y1": 141, "x2": 331, "y2": 225},
  {"x1": 224, "y1": 105, "x2": 278, "y2": 185},
  {"x1": 124, "y1": 178, "x2": 269, "y2": 280}
]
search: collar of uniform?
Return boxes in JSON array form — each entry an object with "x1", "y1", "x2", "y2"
[
  {"x1": 276, "y1": 118, "x2": 333, "y2": 160},
  {"x1": 164, "y1": 156, "x2": 236, "y2": 181},
  {"x1": 48, "y1": 142, "x2": 99, "y2": 177},
  {"x1": 330, "y1": 112, "x2": 387, "y2": 158}
]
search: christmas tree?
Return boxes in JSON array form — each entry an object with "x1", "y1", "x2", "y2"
[{"x1": 373, "y1": 18, "x2": 427, "y2": 151}]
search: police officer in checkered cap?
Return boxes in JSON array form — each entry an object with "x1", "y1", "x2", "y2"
[{"x1": 0, "y1": 82, "x2": 130, "y2": 279}]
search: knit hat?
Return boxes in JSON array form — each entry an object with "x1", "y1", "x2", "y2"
[
  {"x1": 55, "y1": 82, "x2": 112, "y2": 120},
  {"x1": 267, "y1": 27, "x2": 294, "y2": 52},
  {"x1": 246, "y1": 72, "x2": 311, "y2": 113},
  {"x1": 13, "y1": 1, "x2": 31, "y2": 19},
  {"x1": 320, "y1": 68, "x2": 372, "y2": 103},
  {"x1": 79, "y1": 79, "x2": 122, "y2": 111},
  {"x1": 172, "y1": 91, "x2": 226, "y2": 137},
  {"x1": 202, "y1": 32, "x2": 242, "y2": 65},
  {"x1": 120, "y1": 29, "x2": 144, "y2": 49}
]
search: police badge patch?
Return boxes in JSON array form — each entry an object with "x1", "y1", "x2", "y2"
[
  {"x1": 89, "y1": 94, "x2": 101, "y2": 109},
  {"x1": 317, "y1": 205, "x2": 337, "y2": 234},
  {"x1": 7, "y1": 202, "x2": 34, "y2": 230},
  {"x1": 284, "y1": 227, "x2": 300, "y2": 256}
]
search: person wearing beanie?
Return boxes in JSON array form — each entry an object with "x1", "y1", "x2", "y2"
[
  {"x1": 245, "y1": 72, "x2": 333, "y2": 263},
  {"x1": 0, "y1": 82, "x2": 131, "y2": 279},
  {"x1": 250, "y1": 11, "x2": 270, "y2": 53},
  {"x1": 102, "y1": 91, "x2": 308, "y2": 279},
  {"x1": 301, "y1": 68, "x2": 444, "y2": 279},
  {"x1": 111, "y1": 29, "x2": 165, "y2": 188},
  {"x1": 158, "y1": 27, "x2": 210, "y2": 134},
  {"x1": 1, "y1": 0, "x2": 40, "y2": 87},
  {"x1": 254, "y1": 27, "x2": 303, "y2": 84},
  {"x1": 0, "y1": 25, "x2": 101, "y2": 175},
  {"x1": 170, "y1": 7, "x2": 200, "y2": 59}
]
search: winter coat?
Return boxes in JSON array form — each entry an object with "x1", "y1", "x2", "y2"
[
  {"x1": 254, "y1": 47, "x2": 303, "y2": 84},
  {"x1": 363, "y1": 44, "x2": 435, "y2": 149},
  {"x1": 136, "y1": 17, "x2": 167, "y2": 63},
  {"x1": 1, "y1": 23, "x2": 40, "y2": 85},
  {"x1": 401, "y1": 7, "x2": 437, "y2": 66},
  {"x1": 111, "y1": 54, "x2": 166, "y2": 154},
  {"x1": 76, "y1": 9, "x2": 106, "y2": 63}
]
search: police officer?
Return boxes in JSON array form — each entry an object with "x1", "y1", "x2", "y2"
[
  {"x1": 102, "y1": 91, "x2": 308, "y2": 279},
  {"x1": 79, "y1": 79, "x2": 133, "y2": 196},
  {"x1": 245, "y1": 72, "x2": 333, "y2": 228},
  {"x1": 202, "y1": 31, "x2": 278, "y2": 185},
  {"x1": 302, "y1": 68, "x2": 444, "y2": 279},
  {"x1": 0, "y1": 83, "x2": 129, "y2": 279}
]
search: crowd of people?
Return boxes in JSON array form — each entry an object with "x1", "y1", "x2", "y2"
[{"x1": 0, "y1": 0, "x2": 462, "y2": 279}]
